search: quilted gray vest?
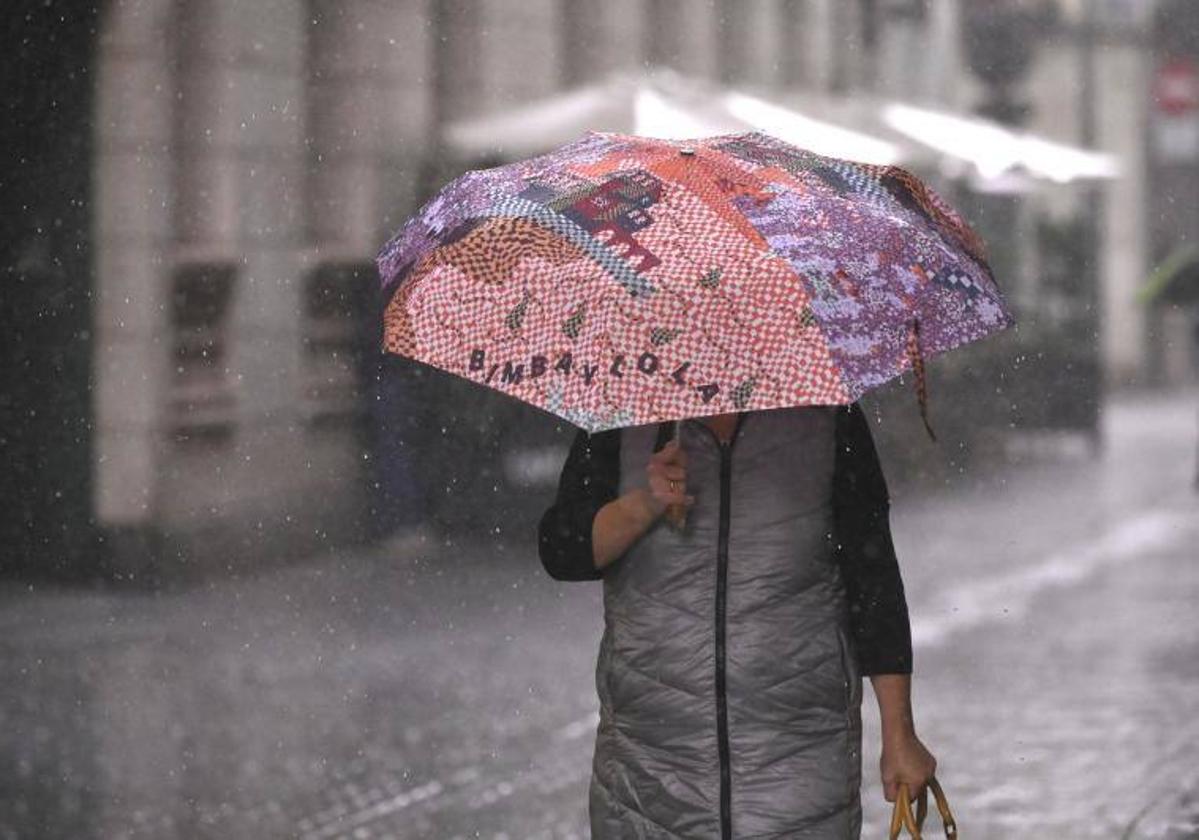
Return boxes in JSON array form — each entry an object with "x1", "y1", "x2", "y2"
[{"x1": 589, "y1": 405, "x2": 864, "y2": 839}]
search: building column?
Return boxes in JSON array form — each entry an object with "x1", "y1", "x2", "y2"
[
  {"x1": 717, "y1": 0, "x2": 784, "y2": 89},
  {"x1": 560, "y1": 0, "x2": 646, "y2": 86},
  {"x1": 434, "y1": 0, "x2": 563, "y2": 125},
  {"x1": 644, "y1": 0, "x2": 719, "y2": 80},
  {"x1": 308, "y1": 0, "x2": 432, "y2": 255},
  {"x1": 924, "y1": 0, "x2": 965, "y2": 108},
  {"x1": 1097, "y1": 42, "x2": 1150, "y2": 388},
  {"x1": 875, "y1": 2, "x2": 930, "y2": 101},
  {"x1": 93, "y1": 0, "x2": 176, "y2": 533},
  {"x1": 305, "y1": 0, "x2": 435, "y2": 540},
  {"x1": 158, "y1": 0, "x2": 325, "y2": 558},
  {"x1": 801, "y1": 0, "x2": 836, "y2": 93}
]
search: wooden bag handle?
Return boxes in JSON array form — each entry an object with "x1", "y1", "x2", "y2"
[{"x1": 888, "y1": 777, "x2": 958, "y2": 839}]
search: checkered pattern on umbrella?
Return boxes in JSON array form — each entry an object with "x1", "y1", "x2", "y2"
[{"x1": 377, "y1": 130, "x2": 1014, "y2": 434}]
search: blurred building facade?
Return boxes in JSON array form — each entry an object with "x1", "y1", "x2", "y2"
[{"x1": 6, "y1": 0, "x2": 1189, "y2": 579}]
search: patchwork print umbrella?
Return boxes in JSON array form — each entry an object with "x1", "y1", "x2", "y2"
[{"x1": 376, "y1": 130, "x2": 1014, "y2": 437}]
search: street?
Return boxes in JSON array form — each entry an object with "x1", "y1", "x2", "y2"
[{"x1": 2, "y1": 386, "x2": 1197, "y2": 839}]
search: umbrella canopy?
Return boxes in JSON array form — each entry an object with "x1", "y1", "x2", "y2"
[
  {"x1": 376, "y1": 130, "x2": 1015, "y2": 435},
  {"x1": 443, "y1": 67, "x2": 904, "y2": 166}
]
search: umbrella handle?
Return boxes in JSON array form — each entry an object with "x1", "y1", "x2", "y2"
[{"x1": 666, "y1": 419, "x2": 688, "y2": 530}]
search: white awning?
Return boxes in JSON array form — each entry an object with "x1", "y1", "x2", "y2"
[
  {"x1": 720, "y1": 91, "x2": 902, "y2": 164},
  {"x1": 441, "y1": 70, "x2": 1117, "y2": 192},
  {"x1": 776, "y1": 91, "x2": 1120, "y2": 190},
  {"x1": 880, "y1": 101, "x2": 1120, "y2": 184},
  {"x1": 441, "y1": 68, "x2": 905, "y2": 165}
]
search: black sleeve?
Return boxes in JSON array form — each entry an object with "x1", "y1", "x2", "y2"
[
  {"x1": 832, "y1": 402, "x2": 914, "y2": 676},
  {"x1": 537, "y1": 427, "x2": 621, "y2": 581}
]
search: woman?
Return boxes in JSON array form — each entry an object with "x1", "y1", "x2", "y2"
[{"x1": 538, "y1": 403, "x2": 937, "y2": 838}]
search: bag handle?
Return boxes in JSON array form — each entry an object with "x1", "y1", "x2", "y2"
[{"x1": 888, "y1": 776, "x2": 958, "y2": 839}]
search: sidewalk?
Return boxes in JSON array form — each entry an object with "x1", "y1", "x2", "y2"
[
  {"x1": 856, "y1": 384, "x2": 1199, "y2": 838},
  {"x1": 0, "y1": 386, "x2": 1196, "y2": 839}
]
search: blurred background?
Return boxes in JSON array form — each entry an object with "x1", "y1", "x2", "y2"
[{"x1": 2, "y1": 1, "x2": 1198, "y2": 838}]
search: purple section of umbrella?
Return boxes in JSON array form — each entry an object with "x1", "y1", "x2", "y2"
[
  {"x1": 732, "y1": 184, "x2": 1013, "y2": 399},
  {"x1": 376, "y1": 133, "x2": 615, "y2": 295}
]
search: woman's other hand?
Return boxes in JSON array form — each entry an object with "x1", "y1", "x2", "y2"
[
  {"x1": 644, "y1": 439, "x2": 694, "y2": 518},
  {"x1": 880, "y1": 730, "x2": 937, "y2": 804}
]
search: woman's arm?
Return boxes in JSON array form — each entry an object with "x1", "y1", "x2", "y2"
[
  {"x1": 871, "y1": 674, "x2": 915, "y2": 739},
  {"x1": 831, "y1": 402, "x2": 913, "y2": 676},
  {"x1": 537, "y1": 428, "x2": 621, "y2": 581},
  {"x1": 832, "y1": 403, "x2": 934, "y2": 801},
  {"x1": 538, "y1": 425, "x2": 691, "y2": 579},
  {"x1": 584, "y1": 431, "x2": 692, "y2": 570},
  {"x1": 871, "y1": 673, "x2": 936, "y2": 803},
  {"x1": 593, "y1": 435, "x2": 693, "y2": 568},
  {"x1": 591, "y1": 487, "x2": 661, "y2": 571}
]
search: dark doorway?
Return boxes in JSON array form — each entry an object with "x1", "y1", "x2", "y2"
[{"x1": 0, "y1": 2, "x2": 100, "y2": 579}]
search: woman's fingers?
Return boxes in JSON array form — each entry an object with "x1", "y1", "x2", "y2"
[
  {"x1": 661, "y1": 464, "x2": 686, "y2": 481},
  {"x1": 884, "y1": 780, "x2": 927, "y2": 807},
  {"x1": 652, "y1": 440, "x2": 687, "y2": 467},
  {"x1": 646, "y1": 471, "x2": 692, "y2": 508},
  {"x1": 645, "y1": 441, "x2": 695, "y2": 515},
  {"x1": 881, "y1": 733, "x2": 937, "y2": 806},
  {"x1": 886, "y1": 778, "x2": 930, "y2": 801},
  {"x1": 649, "y1": 475, "x2": 691, "y2": 506}
]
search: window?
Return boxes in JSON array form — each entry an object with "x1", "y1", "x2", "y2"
[
  {"x1": 302, "y1": 261, "x2": 377, "y2": 429},
  {"x1": 168, "y1": 262, "x2": 237, "y2": 444}
]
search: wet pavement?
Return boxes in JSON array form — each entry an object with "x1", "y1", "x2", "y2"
[{"x1": 1, "y1": 386, "x2": 1198, "y2": 839}]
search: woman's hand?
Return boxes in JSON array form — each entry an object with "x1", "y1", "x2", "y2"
[
  {"x1": 870, "y1": 674, "x2": 935, "y2": 803},
  {"x1": 591, "y1": 440, "x2": 694, "y2": 570},
  {"x1": 643, "y1": 439, "x2": 694, "y2": 518},
  {"x1": 880, "y1": 730, "x2": 937, "y2": 804}
]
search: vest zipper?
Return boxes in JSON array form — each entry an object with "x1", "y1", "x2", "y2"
[
  {"x1": 716, "y1": 437, "x2": 733, "y2": 840},
  {"x1": 691, "y1": 415, "x2": 747, "y2": 840}
]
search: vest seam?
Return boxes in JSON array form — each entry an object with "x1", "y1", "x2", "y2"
[{"x1": 591, "y1": 768, "x2": 695, "y2": 839}]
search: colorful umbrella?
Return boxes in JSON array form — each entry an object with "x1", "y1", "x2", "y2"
[{"x1": 376, "y1": 130, "x2": 1014, "y2": 439}]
